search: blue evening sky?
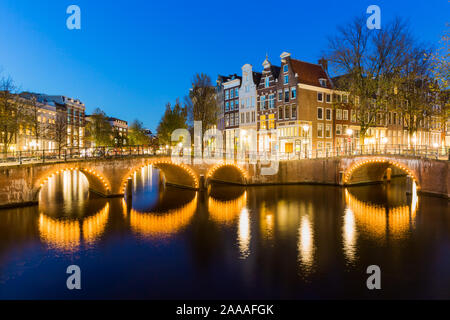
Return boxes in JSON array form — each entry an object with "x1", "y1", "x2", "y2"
[{"x1": 0, "y1": 0, "x2": 447, "y2": 131}]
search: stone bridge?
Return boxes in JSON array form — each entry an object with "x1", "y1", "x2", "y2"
[{"x1": 0, "y1": 155, "x2": 448, "y2": 208}]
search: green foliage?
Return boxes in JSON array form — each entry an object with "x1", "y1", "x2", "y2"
[
  {"x1": 128, "y1": 119, "x2": 151, "y2": 145},
  {"x1": 85, "y1": 108, "x2": 113, "y2": 146},
  {"x1": 156, "y1": 99, "x2": 187, "y2": 146}
]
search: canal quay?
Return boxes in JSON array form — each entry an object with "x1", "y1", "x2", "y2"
[{"x1": 0, "y1": 150, "x2": 448, "y2": 299}]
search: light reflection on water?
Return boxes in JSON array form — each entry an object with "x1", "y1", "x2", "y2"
[{"x1": 0, "y1": 166, "x2": 448, "y2": 299}]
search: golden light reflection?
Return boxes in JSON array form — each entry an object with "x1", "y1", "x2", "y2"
[
  {"x1": 208, "y1": 192, "x2": 247, "y2": 224},
  {"x1": 345, "y1": 188, "x2": 418, "y2": 240},
  {"x1": 297, "y1": 215, "x2": 314, "y2": 272},
  {"x1": 238, "y1": 208, "x2": 251, "y2": 259},
  {"x1": 129, "y1": 194, "x2": 197, "y2": 237},
  {"x1": 343, "y1": 208, "x2": 357, "y2": 263},
  {"x1": 39, "y1": 215, "x2": 80, "y2": 252},
  {"x1": 82, "y1": 203, "x2": 110, "y2": 244},
  {"x1": 39, "y1": 203, "x2": 110, "y2": 251},
  {"x1": 259, "y1": 202, "x2": 274, "y2": 241}
]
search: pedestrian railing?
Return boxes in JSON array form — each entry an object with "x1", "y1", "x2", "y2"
[{"x1": 0, "y1": 144, "x2": 448, "y2": 166}]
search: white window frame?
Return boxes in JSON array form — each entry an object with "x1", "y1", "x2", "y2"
[
  {"x1": 343, "y1": 110, "x2": 348, "y2": 121},
  {"x1": 317, "y1": 92, "x2": 323, "y2": 102},
  {"x1": 317, "y1": 123, "x2": 324, "y2": 138},
  {"x1": 317, "y1": 107, "x2": 323, "y2": 120}
]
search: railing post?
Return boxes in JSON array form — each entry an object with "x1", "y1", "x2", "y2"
[
  {"x1": 42, "y1": 149, "x2": 45, "y2": 163},
  {"x1": 19, "y1": 151, "x2": 22, "y2": 165}
]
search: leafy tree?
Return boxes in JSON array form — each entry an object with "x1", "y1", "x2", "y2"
[
  {"x1": 156, "y1": 99, "x2": 187, "y2": 146},
  {"x1": 184, "y1": 73, "x2": 217, "y2": 130},
  {"x1": 85, "y1": 108, "x2": 113, "y2": 146},
  {"x1": 128, "y1": 119, "x2": 151, "y2": 145}
]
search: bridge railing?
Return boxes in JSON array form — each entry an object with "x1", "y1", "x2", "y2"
[
  {"x1": 0, "y1": 144, "x2": 448, "y2": 166},
  {"x1": 0, "y1": 146, "x2": 166, "y2": 165}
]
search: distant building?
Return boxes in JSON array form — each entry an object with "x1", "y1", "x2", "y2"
[
  {"x1": 48, "y1": 95, "x2": 86, "y2": 148},
  {"x1": 108, "y1": 117, "x2": 128, "y2": 146},
  {"x1": 17, "y1": 92, "x2": 58, "y2": 151},
  {"x1": 239, "y1": 64, "x2": 261, "y2": 133}
]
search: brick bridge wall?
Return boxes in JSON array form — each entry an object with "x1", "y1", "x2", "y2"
[{"x1": 0, "y1": 155, "x2": 448, "y2": 208}]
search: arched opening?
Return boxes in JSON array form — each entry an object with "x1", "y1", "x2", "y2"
[
  {"x1": 121, "y1": 161, "x2": 199, "y2": 193},
  {"x1": 34, "y1": 168, "x2": 111, "y2": 202},
  {"x1": 343, "y1": 158, "x2": 418, "y2": 188},
  {"x1": 206, "y1": 163, "x2": 247, "y2": 186}
]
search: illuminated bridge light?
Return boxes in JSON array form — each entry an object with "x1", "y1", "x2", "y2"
[
  {"x1": 38, "y1": 168, "x2": 111, "y2": 194},
  {"x1": 208, "y1": 191, "x2": 247, "y2": 225},
  {"x1": 121, "y1": 161, "x2": 199, "y2": 193},
  {"x1": 129, "y1": 194, "x2": 198, "y2": 237},
  {"x1": 206, "y1": 162, "x2": 249, "y2": 182},
  {"x1": 343, "y1": 158, "x2": 418, "y2": 186}
]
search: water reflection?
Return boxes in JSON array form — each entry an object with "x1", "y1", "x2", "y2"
[
  {"x1": 208, "y1": 189, "x2": 247, "y2": 225},
  {"x1": 345, "y1": 180, "x2": 418, "y2": 242},
  {"x1": 128, "y1": 195, "x2": 197, "y2": 238},
  {"x1": 39, "y1": 170, "x2": 89, "y2": 217},
  {"x1": 1, "y1": 166, "x2": 449, "y2": 299},
  {"x1": 238, "y1": 208, "x2": 250, "y2": 259},
  {"x1": 37, "y1": 170, "x2": 110, "y2": 252},
  {"x1": 38, "y1": 203, "x2": 110, "y2": 252},
  {"x1": 298, "y1": 215, "x2": 314, "y2": 273},
  {"x1": 342, "y1": 208, "x2": 357, "y2": 264}
]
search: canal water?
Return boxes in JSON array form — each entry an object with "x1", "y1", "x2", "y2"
[{"x1": 0, "y1": 165, "x2": 449, "y2": 299}]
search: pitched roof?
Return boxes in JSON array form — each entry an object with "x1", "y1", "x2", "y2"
[
  {"x1": 290, "y1": 59, "x2": 333, "y2": 89},
  {"x1": 270, "y1": 65, "x2": 281, "y2": 80},
  {"x1": 252, "y1": 71, "x2": 262, "y2": 86}
]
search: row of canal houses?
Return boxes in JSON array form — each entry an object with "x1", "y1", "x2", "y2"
[{"x1": 216, "y1": 52, "x2": 446, "y2": 156}]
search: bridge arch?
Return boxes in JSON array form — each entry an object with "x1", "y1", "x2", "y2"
[
  {"x1": 206, "y1": 162, "x2": 248, "y2": 185},
  {"x1": 120, "y1": 159, "x2": 200, "y2": 193},
  {"x1": 343, "y1": 157, "x2": 419, "y2": 188},
  {"x1": 33, "y1": 167, "x2": 111, "y2": 201}
]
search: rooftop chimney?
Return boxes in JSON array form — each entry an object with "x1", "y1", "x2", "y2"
[{"x1": 318, "y1": 58, "x2": 328, "y2": 73}]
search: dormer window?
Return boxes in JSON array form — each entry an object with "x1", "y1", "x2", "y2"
[
  {"x1": 319, "y1": 79, "x2": 327, "y2": 87},
  {"x1": 283, "y1": 65, "x2": 288, "y2": 73},
  {"x1": 284, "y1": 75, "x2": 289, "y2": 84}
]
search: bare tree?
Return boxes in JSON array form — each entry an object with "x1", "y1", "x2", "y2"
[
  {"x1": 53, "y1": 105, "x2": 68, "y2": 156},
  {"x1": 0, "y1": 76, "x2": 26, "y2": 156},
  {"x1": 184, "y1": 73, "x2": 218, "y2": 130},
  {"x1": 327, "y1": 17, "x2": 416, "y2": 144}
]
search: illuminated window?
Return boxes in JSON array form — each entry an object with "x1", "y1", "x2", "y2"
[
  {"x1": 317, "y1": 123, "x2": 323, "y2": 138},
  {"x1": 326, "y1": 108, "x2": 332, "y2": 121},
  {"x1": 343, "y1": 110, "x2": 348, "y2": 120}
]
